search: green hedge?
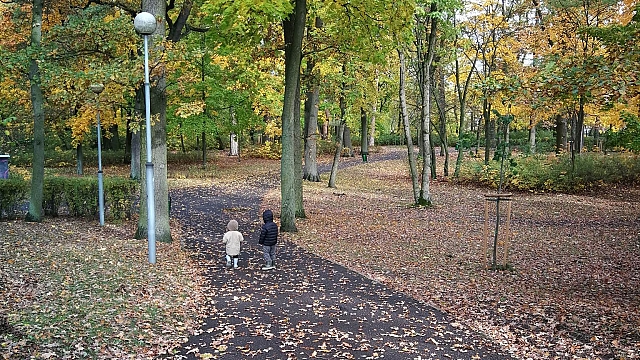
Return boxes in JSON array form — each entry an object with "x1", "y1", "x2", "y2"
[
  {"x1": 457, "y1": 152, "x2": 640, "y2": 192},
  {"x1": 0, "y1": 176, "x2": 29, "y2": 220},
  {"x1": 0, "y1": 176, "x2": 138, "y2": 221}
]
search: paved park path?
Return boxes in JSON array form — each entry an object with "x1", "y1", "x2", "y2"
[{"x1": 169, "y1": 149, "x2": 513, "y2": 359}]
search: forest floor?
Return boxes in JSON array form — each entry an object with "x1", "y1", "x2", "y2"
[
  {"x1": 261, "y1": 147, "x2": 640, "y2": 360},
  {"x1": 1, "y1": 146, "x2": 639, "y2": 359}
]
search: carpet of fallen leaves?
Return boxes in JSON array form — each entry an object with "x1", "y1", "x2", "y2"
[
  {"x1": 0, "y1": 218, "x2": 207, "y2": 359},
  {"x1": 262, "y1": 148, "x2": 640, "y2": 360},
  {"x1": 3, "y1": 148, "x2": 639, "y2": 359}
]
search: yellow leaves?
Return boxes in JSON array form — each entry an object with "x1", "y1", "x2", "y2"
[
  {"x1": 264, "y1": 120, "x2": 282, "y2": 138},
  {"x1": 175, "y1": 101, "x2": 205, "y2": 119},
  {"x1": 211, "y1": 54, "x2": 230, "y2": 69},
  {"x1": 68, "y1": 106, "x2": 95, "y2": 144},
  {"x1": 103, "y1": 9, "x2": 122, "y2": 23},
  {"x1": 67, "y1": 103, "x2": 119, "y2": 145}
]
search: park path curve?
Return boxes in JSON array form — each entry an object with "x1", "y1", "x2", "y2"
[{"x1": 168, "y1": 148, "x2": 513, "y2": 359}]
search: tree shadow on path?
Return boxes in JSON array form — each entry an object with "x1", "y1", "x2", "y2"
[{"x1": 169, "y1": 149, "x2": 513, "y2": 359}]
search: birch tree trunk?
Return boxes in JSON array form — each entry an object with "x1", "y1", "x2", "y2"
[
  {"x1": 416, "y1": 4, "x2": 437, "y2": 206},
  {"x1": 398, "y1": 49, "x2": 419, "y2": 203},
  {"x1": 529, "y1": 117, "x2": 536, "y2": 153},
  {"x1": 303, "y1": 70, "x2": 320, "y2": 182}
]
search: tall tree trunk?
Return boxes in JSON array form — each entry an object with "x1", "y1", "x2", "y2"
[
  {"x1": 303, "y1": 18, "x2": 321, "y2": 182},
  {"x1": 76, "y1": 144, "x2": 84, "y2": 176},
  {"x1": 108, "y1": 124, "x2": 120, "y2": 150},
  {"x1": 430, "y1": 134, "x2": 437, "y2": 180},
  {"x1": 329, "y1": 89, "x2": 347, "y2": 189},
  {"x1": 343, "y1": 126, "x2": 353, "y2": 157},
  {"x1": 280, "y1": 0, "x2": 306, "y2": 232},
  {"x1": 125, "y1": 110, "x2": 132, "y2": 163},
  {"x1": 529, "y1": 117, "x2": 536, "y2": 153},
  {"x1": 294, "y1": 78, "x2": 305, "y2": 218},
  {"x1": 131, "y1": 131, "x2": 141, "y2": 180},
  {"x1": 136, "y1": 0, "x2": 172, "y2": 243},
  {"x1": 369, "y1": 71, "x2": 378, "y2": 147},
  {"x1": 483, "y1": 98, "x2": 492, "y2": 164},
  {"x1": 303, "y1": 62, "x2": 320, "y2": 182},
  {"x1": 435, "y1": 65, "x2": 449, "y2": 176},
  {"x1": 360, "y1": 108, "x2": 368, "y2": 162},
  {"x1": 398, "y1": 49, "x2": 419, "y2": 203},
  {"x1": 576, "y1": 95, "x2": 585, "y2": 153},
  {"x1": 555, "y1": 114, "x2": 567, "y2": 154},
  {"x1": 202, "y1": 130, "x2": 207, "y2": 163},
  {"x1": 328, "y1": 122, "x2": 345, "y2": 189},
  {"x1": 453, "y1": 42, "x2": 476, "y2": 177},
  {"x1": 200, "y1": 33, "x2": 207, "y2": 163},
  {"x1": 179, "y1": 122, "x2": 186, "y2": 153},
  {"x1": 417, "y1": 3, "x2": 437, "y2": 206},
  {"x1": 26, "y1": 0, "x2": 45, "y2": 223}
]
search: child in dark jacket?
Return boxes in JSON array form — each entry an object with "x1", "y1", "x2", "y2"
[{"x1": 258, "y1": 209, "x2": 278, "y2": 270}]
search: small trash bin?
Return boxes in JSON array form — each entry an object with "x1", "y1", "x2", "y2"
[{"x1": 0, "y1": 155, "x2": 9, "y2": 179}]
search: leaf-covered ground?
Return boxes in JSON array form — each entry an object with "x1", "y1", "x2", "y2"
[
  {"x1": 2, "y1": 147, "x2": 638, "y2": 359},
  {"x1": 168, "y1": 160, "x2": 512, "y2": 360},
  {"x1": 262, "y1": 148, "x2": 640, "y2": 359},
  {"x1": 0, "y1": 218, "x2": 207, "y2": 359}
]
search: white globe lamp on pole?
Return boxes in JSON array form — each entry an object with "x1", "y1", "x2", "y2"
[
  {"x1": 90, "y1": 83, "x2": 105, "y2": 226},
  {"x1": 134, "y1": 12, "x2": 157, "y2": 264}
]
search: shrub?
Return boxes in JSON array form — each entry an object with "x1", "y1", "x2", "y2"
[
  {"x1": 317, "y1": 139, "x2": 336, "y2": 156},
  {"x1": 167, "y1": 151, "x2": 204, "y2": 164},
  {"x1": 0, "y1": 175, "x2": 28, "y2": 220},
  {"x1": 242, "y1": 141, "x2": 282, "y2": 159},
  {"x1": 1, "y1": 176, "x2": 137, "y2": 221},
  {"x1": 457, "y1": 152, "x2": 640, "y2": 193},
  {"x1": 104, "y1": 177, "x2": 138, "y2": 221},
  {"x1": 376, "y1": 133, "x2": 407, "y2": 146}
]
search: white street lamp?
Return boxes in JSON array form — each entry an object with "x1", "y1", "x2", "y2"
[
  {"x1": 90, "y1": 83, "x2": 105, "y2": 226},
  {"x1": 134, "y1": 12, "x2": 157, "y2": 264}
]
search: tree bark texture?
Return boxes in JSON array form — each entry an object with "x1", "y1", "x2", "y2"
[
  {"x1": 483, "y1": 98, "x2": 492, "y2": 164},
  {"x1": 294, "y1": 78, "x2": 305, "y2": 219},
  {"x1": 555, "y1": 114, "x2": 567, "y2": 154},
  {"x1": 329, "y1": 81, "x2": 347, "y2": 189},
  {"x1": 26, "y1": 0, "x2": 45, "y2": 223},
  {"x1": 369, "y1": 71, "x2": 378, "y2": 147},
  {"x1": 453, "y1": 45, "x2": 475, "y2": 177},
  {"x1": 136, "y1": 0, "x2": 172, "y2": 243},
  {"x1": 360, "y1": 108, "x2": 368, "y2": 161},
  {"x1": 303, "y1": 63, "x2": 320, "y2": 182},
  {"x1": 529, "y1": 117, "x2": 536, "y2": 153},
  {"x1": 280, "y1": 0, "x2": 306, "y2": 232},
  {"x1": 76, "y1": 144, "x2": 84, "y2": 176},
  {"x1": 435, "y1": 65, "x2": 449, "y2": 176},
  {"x1": 398, "y1": 48, "x2": 419, "y2": 204},
  {"x1": 416, "y1": 4, "x2": 437, "y2": 205}
]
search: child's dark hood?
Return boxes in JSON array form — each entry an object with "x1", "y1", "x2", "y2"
[{"x1": 262, "y1": 210, "x2": 274, "y2": 223}]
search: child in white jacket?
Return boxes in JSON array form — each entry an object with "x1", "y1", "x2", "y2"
[{"x1": 222, "y1": 219, "x2": 244, "y2": 268}]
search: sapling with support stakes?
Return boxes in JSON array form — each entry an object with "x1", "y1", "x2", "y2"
[{"x1": 482, "y1": 109, "x2": 514, "y2": 270}]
